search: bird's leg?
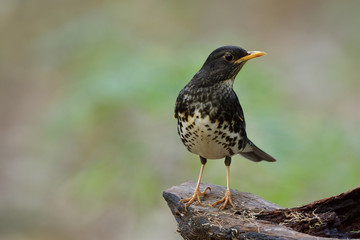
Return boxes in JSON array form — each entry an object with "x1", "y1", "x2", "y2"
[
  {"x1": 212, "y1": 156, "x2": 234, "y2": 210},
  {"x1": 179, "y1": 157, "x2": 211, "y2": 208}
]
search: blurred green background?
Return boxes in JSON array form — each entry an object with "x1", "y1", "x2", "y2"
[{"x1": 1, "y1": 0, "x2": 360, "y2": 239}]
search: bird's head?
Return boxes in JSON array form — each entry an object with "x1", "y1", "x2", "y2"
[{"x1": 195, "y1": 46, "x2": 266, "y2": 85}]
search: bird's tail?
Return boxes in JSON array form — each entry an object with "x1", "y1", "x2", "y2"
[{"x1": 240, "y1": 139, "x2": 276, "y2": 162}]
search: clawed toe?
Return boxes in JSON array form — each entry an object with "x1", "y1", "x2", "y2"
[
  {"x1": 179, "y1": 187, "x2": 211, "y2": 208},
  {"x1": 211, "y1": 189, "x2": 234, "y2": 210}
]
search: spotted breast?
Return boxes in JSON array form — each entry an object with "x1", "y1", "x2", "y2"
[{"x1": 175, "y1": 79, "x2": 247, "y2": 160}]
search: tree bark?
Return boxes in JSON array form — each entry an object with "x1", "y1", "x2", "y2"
[{"x1": 163, "y1": 181, "x2": 360, "y2": 240}]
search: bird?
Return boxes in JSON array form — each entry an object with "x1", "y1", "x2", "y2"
[{"x1": 174, "y1": 45, "x2": 276, "y2": 210}]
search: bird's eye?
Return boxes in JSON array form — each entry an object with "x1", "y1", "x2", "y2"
[{"x1": 224, "y1": 53, "x2": 234, "y2": 62}]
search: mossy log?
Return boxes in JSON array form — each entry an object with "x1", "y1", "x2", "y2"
[{"x1": 163, "y1": 181, "x2": 360, "y2": 240}]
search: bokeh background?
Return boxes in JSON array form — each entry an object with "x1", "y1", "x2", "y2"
[{"x1": 1, "y1": 0, "x2": 360, "y2": 239}]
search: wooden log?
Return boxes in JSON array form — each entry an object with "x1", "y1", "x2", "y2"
[{"x1": 163, "y1": 181, "x2": 360, "y2": 240}]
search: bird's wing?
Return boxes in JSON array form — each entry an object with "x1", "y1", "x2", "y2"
[{"x1": 231, "y1": 89, "x2": 246, "y2": 128}]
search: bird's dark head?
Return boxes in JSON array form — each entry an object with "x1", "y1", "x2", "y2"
[{"x1": 195, "y1": 46, "x2": 266, "y2": 86}]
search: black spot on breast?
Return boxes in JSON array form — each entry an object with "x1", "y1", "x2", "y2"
[
  {"x1": 238, "y1": 139, "x2": 245, "y2": 150},
  {"x1": 227, "y1": 148, "x2": 234, "y2": 156},
  {"x1": 229, "y1": 139, "x2": 236, "y2": 147},
  {"x1": 186, "y1": 123, "x2": 194, "y2": 130},
  {"x1": 229, "y1": 124, "x2": 233, "y2": 132}
]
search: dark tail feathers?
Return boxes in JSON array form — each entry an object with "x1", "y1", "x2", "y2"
[{"x1": 240, "y1": 139, "x2": 276, "y2": 162}]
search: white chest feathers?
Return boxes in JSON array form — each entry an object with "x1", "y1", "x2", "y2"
[{"x1": 177, "y1": 110, "x2": 243, "y2": 159}]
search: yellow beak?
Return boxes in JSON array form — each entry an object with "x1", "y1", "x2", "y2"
[{"x1": 235, "y1": 51, "x2": 267, "y2": 63}]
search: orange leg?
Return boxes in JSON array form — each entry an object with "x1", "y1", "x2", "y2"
[
  {"x1": 212, "y1": 157, "x2": 234, "y2": 210},
  {"x1": 179, "y1": 157, "x2": 211, "y2": 208}
]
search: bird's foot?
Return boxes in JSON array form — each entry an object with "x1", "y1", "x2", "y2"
[
  {"x1": 211, "y1": 189, "x2": 234, "y2": 210},
  {"x1": 179, "y1": 186, "x2": 211, "y2": 208}
]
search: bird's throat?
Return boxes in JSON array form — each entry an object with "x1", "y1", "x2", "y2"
[{"x1": 222, "y1": 78, "x2": 235, "y2": 88}]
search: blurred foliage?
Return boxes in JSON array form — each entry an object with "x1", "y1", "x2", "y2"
[{"x1": 1, "y1": 0, "x2": 360, "y2": 239}]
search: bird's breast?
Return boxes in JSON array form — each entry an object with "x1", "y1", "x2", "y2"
[{"x1": 177, "y1": 110, "x2": 244, "y2": 159}]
